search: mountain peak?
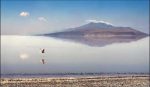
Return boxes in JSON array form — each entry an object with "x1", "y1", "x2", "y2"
[
  {"x1": 87, "y1": 22, "x2": 113, "y2": 26},
  {"x1": 86, "y1": 20, "x2": 113, "y2": 25},
  {"x1": 75, "y1": 21, "x2": 114, "y2": 30}
]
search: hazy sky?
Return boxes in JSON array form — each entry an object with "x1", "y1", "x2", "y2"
[{"x1": 1, "y1": 0, "x2": 149, "y2": 35}]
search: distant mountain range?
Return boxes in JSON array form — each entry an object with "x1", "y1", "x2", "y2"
[
  {"x1": 42, "y1": 22, "x2": 148, "y2": 46},
  {"x1": 43, "y1": 22, "x2": 148, "y2": 38}
]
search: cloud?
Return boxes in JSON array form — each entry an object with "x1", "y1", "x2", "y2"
[
  {"x1": 86, "y1": 19, "x2": 113, "y2": 25},
  {"x1": 38, "y1": 17, "x2": 47, "y2": 22},
  {"x1": 19, "y1": 53, "x2": 29, "y2": 60},
  {"x1": 19, "y1": 12, "x2": 30, "y2": 17}
]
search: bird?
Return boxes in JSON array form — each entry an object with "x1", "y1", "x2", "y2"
[
  {"x1": 41, "y1": 49, "x2": 46, "y2": 64},
  {"x1": 41, "y1": 49, "x2": 45, "y2": 53}
]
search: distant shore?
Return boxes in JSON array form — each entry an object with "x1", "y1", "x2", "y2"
[{"x1": 1, "y1": 74, "x2": 149, "y2": 87}]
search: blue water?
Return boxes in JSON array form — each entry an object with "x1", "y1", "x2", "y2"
[{"x1": 1, "y1": 35, "x2": 149, "y2": 74}]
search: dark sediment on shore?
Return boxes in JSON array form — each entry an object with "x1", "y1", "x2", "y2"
[{"x1": 1, "y1": 75, "x2": 149, "y2": 87}]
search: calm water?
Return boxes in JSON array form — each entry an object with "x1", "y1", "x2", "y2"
[{"x1": 1, "y1": 35, "x2": 149, "y2": 74}]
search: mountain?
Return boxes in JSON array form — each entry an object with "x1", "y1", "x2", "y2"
[
  {"x1": 44, "y1": 22, "x2": 148, "y2": 37},
  {"x1": 72, "y1": 22, "x2": 114, "y2": 30},
  {"x1": 42, "y1": 22, "x2": 148, "y2": 47}
]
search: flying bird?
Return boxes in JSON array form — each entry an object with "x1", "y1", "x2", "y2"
[
  {"x1": 41, "y1": 49, "x2": 46, "y2": 64},
  {"x1": 41, "y1": 49, "x2": 45, "y2": 53}
]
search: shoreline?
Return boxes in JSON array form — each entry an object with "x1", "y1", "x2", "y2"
[{"x1": 1, "y1": 75, "x2": 149, "y2": 87}]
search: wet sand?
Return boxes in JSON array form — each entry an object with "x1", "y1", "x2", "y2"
[{"x1": 0, "y1": 75, "x2": 149, "y2": 87}]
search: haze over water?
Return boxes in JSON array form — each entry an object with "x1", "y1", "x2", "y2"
[{"x1": 1, "y1": 35, "x2": 149, "y2": 74}]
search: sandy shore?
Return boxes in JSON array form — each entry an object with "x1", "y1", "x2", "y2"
[{"x1": 0, "y1": 75, "x2": 149, "y2": 87}]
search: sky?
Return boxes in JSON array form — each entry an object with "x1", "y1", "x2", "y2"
[{"x1": 1, "y1": 0, "x2": 149, "y2": 35}]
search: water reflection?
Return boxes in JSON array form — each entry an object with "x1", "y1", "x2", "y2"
[
  {"x1": 47, "y1": 35, "x2": 148, "y2": 47},
  {"x1": 1, "y1": 35, "x2": 149, "y2": 74}
]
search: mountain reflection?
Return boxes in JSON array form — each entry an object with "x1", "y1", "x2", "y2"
[{"x1": 46, "y1": 35, "x2": 148, "y2": 47}]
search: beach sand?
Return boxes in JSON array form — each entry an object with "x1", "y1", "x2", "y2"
[{"x1": 0, "y1": 75, "x2": 149, "y2": 87}]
